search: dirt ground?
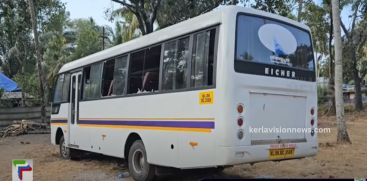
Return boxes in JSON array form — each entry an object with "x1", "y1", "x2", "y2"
[{"x1": 1, "y1": 111, "x2": 367, "y2": 180}]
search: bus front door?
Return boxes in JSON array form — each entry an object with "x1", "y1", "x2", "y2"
[{"x1": 68, "y1": 71, "x2": 82, "y2": 147}]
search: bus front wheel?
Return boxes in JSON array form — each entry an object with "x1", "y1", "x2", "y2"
[
  {"x1": 59, "y1": 135, "x2": 79, "y2": 160},
  {"x1": 128, "y1": 140, "x2": 155, "y2": 181},
  {"x1": 59, "y1": 135, "x2": 71, "y2": 159}
]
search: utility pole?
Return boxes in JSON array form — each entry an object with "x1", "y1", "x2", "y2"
[{"x1": 101, "y1": 26, "x2": 108, "y2": 50}]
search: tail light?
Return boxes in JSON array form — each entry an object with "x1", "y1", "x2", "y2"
[
  {"x1": 310, "y1": 107, "x2": 315, "y2": 116},
  {"x1": 237, "y1": 104, "x2": 244, "y2": 114},
  {"x1": 310, "y1": 119, "x2": 315, "y2": 126},
  {"x1": 237, "y1": 117, "x2": 244, "y2": 126},
  {"x1": 237, "y1": 103, "x2": 245, "y2": 140}
]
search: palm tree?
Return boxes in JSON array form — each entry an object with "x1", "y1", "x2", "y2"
[
  {"x1": 331, "y1": 0, "x2": 351, "y2": 144},
  {"x1": 112, "y1": 7, "x2": 141, "y2": 45},
  {"x1": 28, "y1": 0, "x2": 47, "y2": 123}
]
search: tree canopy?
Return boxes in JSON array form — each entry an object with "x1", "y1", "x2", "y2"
[{"x1": 0, "y1": 0, "x2": 366, "y2": 114}]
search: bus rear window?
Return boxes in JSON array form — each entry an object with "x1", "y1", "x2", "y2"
[{"x1": 235, "y1": 15, "x2": 315, "y2": 81}]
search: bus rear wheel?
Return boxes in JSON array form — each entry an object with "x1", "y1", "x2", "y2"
[{"x1": 128, "y1": 140, "x2": 155, "y2": 181}]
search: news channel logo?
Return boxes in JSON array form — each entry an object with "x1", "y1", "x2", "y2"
[{"x1": 12, "y1": 159, "x2": 33, "y2": 181}]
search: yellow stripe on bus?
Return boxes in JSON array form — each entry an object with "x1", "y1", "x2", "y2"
[
  {"x1": 50, "y1": 123, "x2": 67, "y2": 126},
  {"x1": 78, "y1": 124, "x2": 212, "y2": 133}
]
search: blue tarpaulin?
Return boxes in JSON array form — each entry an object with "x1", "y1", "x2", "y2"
[{"x1": 0, "y1": 72, "x2": 19, "y2": 92}]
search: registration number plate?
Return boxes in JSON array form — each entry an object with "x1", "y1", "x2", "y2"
[{"x1": 269, "y1": 148, "x2": 295, "y2": 159}]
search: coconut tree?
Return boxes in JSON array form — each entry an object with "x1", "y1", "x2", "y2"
[{"x1": 331, "y1": 0, "x2": 351, "y2": 144}]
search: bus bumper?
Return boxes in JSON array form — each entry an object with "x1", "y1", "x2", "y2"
[{"x1": 216, "y1": 142, "x2": 318, "y2": 166}]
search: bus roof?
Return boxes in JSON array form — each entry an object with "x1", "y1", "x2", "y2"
[{"x1": 58, "y1": 6, "x2": 310, "y2": 74}]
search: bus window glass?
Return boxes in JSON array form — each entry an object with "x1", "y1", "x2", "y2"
[
  {"x1": 53, "y1": 73, "x2": 70, "y2": 103},
  {"x1": 83, "y1": 63, "x2": 102, "y2": 99},
  {"x1": 62, "y1": 73, "x2": 71, "y2": 101},
  {"x1": 143, "y1": 45, "x2": 161, "y2": 92},
  {"x1": 128, "y1": 45, "x2": 161, "y2": 94},
  {"x1": 53, "y1": 74, "x2": 64, "y2": 103},
  {"x1": 235, "y1": 15, "x2": 315, "y2": 81},
  {"x1": 172, "y1": 37, "x2": 190, "y2": 90},
  {"x1": 207, "y1": 29, "x2": 216, "y2": 86},
  {"x1": 128, "y1": 50, "x2": 145, "y2": 94},
  {"x1": 113, "y1": 56, "x2": 128, "y2": 95},
  {"x1": 71, "y1": 76, "x2": 76, "y2": 124},
  {"x1": 191, "y1": 29, "x2": 216, "y2": 88},
  {"x1": 101, "y1": 59, "x2": 115, "y2": 96},
  {"x1": 176, "y1": 37, "x2": 190, "y2": 89},
  {"x1": 162, "y1": 40, "x2": 177, "y2": 90}
]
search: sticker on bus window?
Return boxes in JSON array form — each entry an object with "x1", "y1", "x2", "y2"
[{"x1": 199, "y1": 91, "x2": 214, "y2": 105}]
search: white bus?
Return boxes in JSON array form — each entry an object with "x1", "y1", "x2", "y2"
[{"x1": 51, "y1": 6, "x2": 317, "y2": 181}]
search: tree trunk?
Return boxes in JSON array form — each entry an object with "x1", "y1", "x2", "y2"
[
  {"x1": 111, "y1": 0, "x2": 160, "y2": 35},
  {"x1": 331, "y1": 0, "x2": 351, "y2": 144},
  {"x1": 328, "y1": 54, "x2": 336, "y2": 114},
  {"x1": 353, "y1": 59, "x2": 363, "y2": 111},
  {"x1": 21, "y1": 92, "x2": 26, "y2": 107},
  {"x1": 328, "y1": 11, "x2": 336, "y2": 114},
  {"x1": 28, "y1": 0, "x2": 48, "y2": 123}
]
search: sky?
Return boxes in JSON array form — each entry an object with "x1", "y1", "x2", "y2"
[
  {"x1": 62, "y1": 0, "x2": 353, "y2": 30},
  {"x1": 62, "y1": 0, "x2": 116, "y2": 27}
]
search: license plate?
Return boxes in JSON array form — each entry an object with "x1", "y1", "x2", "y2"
[{"x1": 269, "y1": 148, "x2": 295, "y2": 159}]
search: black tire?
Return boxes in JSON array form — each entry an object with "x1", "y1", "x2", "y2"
[
  {"x1": 215, "y1": 166, "x2": 225, "y2": 173},
  {"x1": 128, "y1": 140, "x2": 155, "y2": 181},
  {"x1": 59, "y1": 135, "x2": 80, "y2": 160},
  {"x1": 59, "y1": 135, "x2": 71, "y2": 159}
]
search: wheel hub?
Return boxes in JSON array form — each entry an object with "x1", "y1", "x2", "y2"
[{"x1": 132, "y1": 149, "x2": 145, "y2": 174}]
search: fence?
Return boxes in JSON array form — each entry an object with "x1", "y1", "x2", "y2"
[{"x1": 0, "y1": 106, "x2": 50, "y2": 127}]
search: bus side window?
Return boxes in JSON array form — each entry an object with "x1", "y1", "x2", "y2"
[
  {"x1": 101, "y1": 56, "x2": 128, "y2": 97},
  {"x1": 63, "y1": 73, "x2": 71, "y2": 101},
  {"x1": 162, "y1": 40, "x2": 177, "y2": 90},
  {"x1": 53, "y1": 73, "x2": 71, "y2": 103},
  {"x1": 113, "y1": 56, "x2": 128, "y2": 95},
  {"x1": 143, "y1": 45, "x2": 161, "y2": 92},
  {"x1": 191, "y1": 29, "x2": 216, "y2": 88},
  {"x1": 128, "y1": 50, "x2": 145, "y2": 94},
  {"x1": 128, "y1": 45, "x2": 161, "y2": 94},
  {"x1": 162, "y1": 37, "x2": 190, "y2": 91},
  {"x1": 176, "y1": 37, "x2": 190, "y2": 89},
  {"x1": 101, "y1": 59, "x2": 115, "y2": 97},
  {"x1": 83, "y1": 63, "x2": 103, "y2": 100}
]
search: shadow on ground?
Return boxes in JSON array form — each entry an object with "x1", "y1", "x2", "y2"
[{"x1": 74, "y1": 152, "x2": 247, "y2": 180}]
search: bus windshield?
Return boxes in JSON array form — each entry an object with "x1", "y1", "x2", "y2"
[{"x1": 235, "y1": 14, "x2": 315, "y2": 81}]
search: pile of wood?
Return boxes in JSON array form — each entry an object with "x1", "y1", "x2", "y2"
[{"x1": 0, "y1": 120, "x2": 49, "y2": 138}]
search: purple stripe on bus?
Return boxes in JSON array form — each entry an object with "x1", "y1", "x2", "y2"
[
  {"x1": 51, "y1": 120, "x2": 67, "y2": 123},
  {"x1": 78, "y1": 120, "x2": 215, "y2": 129}
]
